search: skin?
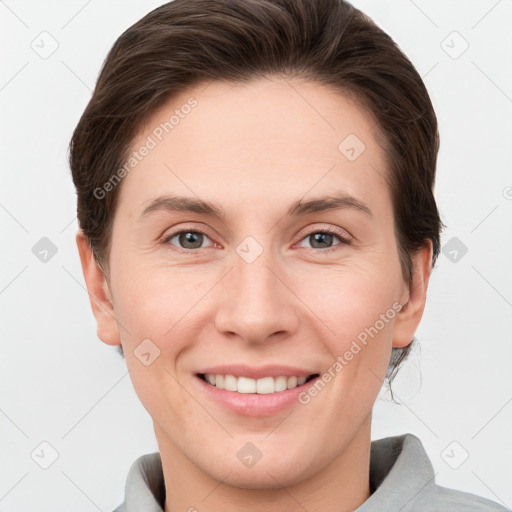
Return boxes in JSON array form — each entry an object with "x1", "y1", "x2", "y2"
[{"x1": 77, "y1": 76, "x2": 432, "y2": 512}]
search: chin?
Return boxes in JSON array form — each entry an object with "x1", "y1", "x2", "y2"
[
  {"x1": 219, "y1": 465, "x2": 306, "y2": 490},
  {"x1": 204, "y1": 449, "x2": 320, "y2": 490}
]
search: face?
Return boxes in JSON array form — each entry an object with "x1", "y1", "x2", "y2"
[{"x1": 79, "y1": 77, "x2": 429, "y2": 489}]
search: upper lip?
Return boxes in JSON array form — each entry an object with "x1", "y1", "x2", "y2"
[{"x1": 196, "y1": 364, "x2": 319, "y2": 380}]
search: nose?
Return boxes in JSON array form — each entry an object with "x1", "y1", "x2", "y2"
[{"x1": 214, "y1": 246, "x2": 300, "y2": 345}]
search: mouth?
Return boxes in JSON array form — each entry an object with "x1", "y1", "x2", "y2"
[
  {"x1": 194, "y1": 365, "x2": 322, "y2": 416},
  {"x1": 197, "y1": 372, "x2": 320, "y2": 394}
]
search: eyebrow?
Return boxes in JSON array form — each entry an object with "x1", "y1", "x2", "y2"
[{"x1": 138, "y1": 192, "x2": 372, "y2": 222}]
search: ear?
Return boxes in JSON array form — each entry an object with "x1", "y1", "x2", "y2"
[
  {"x1": 76, "y1": 230, "x2": 121, "y2": 346},
  {"x1": 393, "y1": 241, "x2": 433, "y2": 348}
]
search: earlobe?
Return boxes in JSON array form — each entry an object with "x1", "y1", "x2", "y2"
[
  {"x1": 75, "y1": 230, "x2": 121, "y2": 346},
  {"x1": 392, "y1": 241, "x2": 433, "y2": 349}
]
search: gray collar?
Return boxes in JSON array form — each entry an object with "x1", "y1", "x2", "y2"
[{"x1": 115, "y1": 434, "x2": 442, "y2": 512}]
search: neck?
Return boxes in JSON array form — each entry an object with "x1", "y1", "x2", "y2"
[{"x1": 157, "y1": 416, "x2": 372, "y2": 512}]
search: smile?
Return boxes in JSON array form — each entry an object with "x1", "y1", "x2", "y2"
[{"x1": 198, "y1": 373, "x2": 319, "y2": 394}]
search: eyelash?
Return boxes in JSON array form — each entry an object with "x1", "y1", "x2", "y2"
[{"x1": 162, "y1": 226, "x2": 352, "y2": 253}]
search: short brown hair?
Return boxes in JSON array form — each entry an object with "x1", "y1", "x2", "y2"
[{"x1": 69, "y1": 0, "x2": 442, "y2": 381}]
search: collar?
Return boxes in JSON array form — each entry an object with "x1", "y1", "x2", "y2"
[{"x1": 116, "y1": 433, "x2": 435, "y2": 512}]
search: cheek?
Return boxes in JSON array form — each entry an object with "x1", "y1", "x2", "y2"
[
  {"x1": 291, "y1": 260, "x2": 403, "y2": 401},
  {"x1": 111, "y1": 266, "x2": 216, "y2": 411},
  {"x1": 115, "y1": 270, "x2": 200, "y2": 417},
  {"x1": 113, "y1": 263, "x2": 206, "y2": 346},
  {"x1": 304, "y1": 275, "x2": 400, "y2": 425},
  {"x1": 295, "y1": 261, "x2": 402, "y2": 339}
]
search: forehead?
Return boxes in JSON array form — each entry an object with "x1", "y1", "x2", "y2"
[{"x1": 119, "y1": 77, "x2": 390, "y2": 217}]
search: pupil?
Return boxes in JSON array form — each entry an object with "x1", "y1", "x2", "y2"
[
  {"x1": 180, "y1": 232, "x2": 202, "y2": 249},
  {"x1": 312, "y1": 233, "x2": 332, "y2": 248}
]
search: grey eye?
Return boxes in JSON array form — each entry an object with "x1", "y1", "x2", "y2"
[{"x1": 167, "y1": 231, "x2": 212, "y2": 250}]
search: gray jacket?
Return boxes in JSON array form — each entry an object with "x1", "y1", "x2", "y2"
[{"x1": 113, "y1": 433, "x2": 508, "y2": 511}]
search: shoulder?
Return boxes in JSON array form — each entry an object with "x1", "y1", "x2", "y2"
[
  {"x1": 411, "y1": 481, "x2": 508, "y2": 511},
  {"x1": 365, "y1": 434, "x2": 508, "y2": 512},
  {"x1": 111, "y1": 452, "x2": 165, "y2": 512}
]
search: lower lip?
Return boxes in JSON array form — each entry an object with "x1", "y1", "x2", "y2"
[{"x1": 195, "y1": 375, "x2": 319, "y2": 417}]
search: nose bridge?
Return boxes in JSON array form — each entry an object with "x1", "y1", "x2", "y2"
[
  {"x1": 214, "y1": 237, "x2": 299, "y2": 343},
  {"x1": 235, "y1": 244, "x2": 280, "y2": 304}
]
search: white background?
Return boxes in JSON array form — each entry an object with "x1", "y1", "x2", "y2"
[{"x1": 1, "y1": 0, "x2": 511, "y2": 510}]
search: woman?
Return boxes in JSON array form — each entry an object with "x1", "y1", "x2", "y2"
[{"x1": 70, "y1": 0, "x2": 506, "y2": 510}]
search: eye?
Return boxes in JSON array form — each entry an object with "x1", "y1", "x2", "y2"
[
  {"x1": 297, "y1": 228, "x2": 351, "y2": 250},
  {"x1": 162, "y1": 226, "x2": 350, "y2": 252},
  {"x1": 163, "y1": 229, "x2": 215, "y2": 250}
]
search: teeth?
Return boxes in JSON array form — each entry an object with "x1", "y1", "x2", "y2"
[
  {"x1": 224, "y1": 374, "x2": 237, "y2": 391},
  {"x1": 203, "y1": 374, "x2": 312, "y2": 393},
  {"x1": 275, "y1": 376, "x2": 287, "y2": 392}
]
